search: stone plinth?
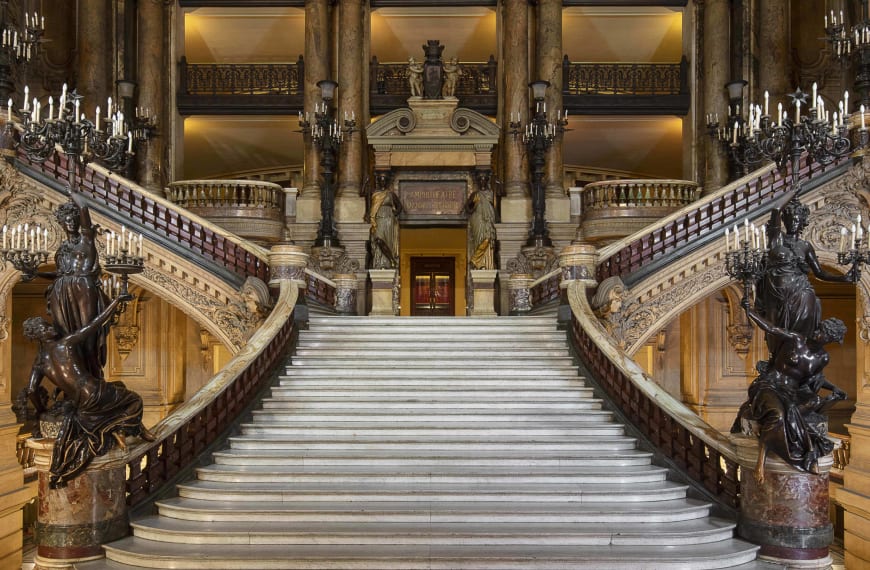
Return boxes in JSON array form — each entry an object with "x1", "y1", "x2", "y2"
[
  {"x1": 29, "y1": 438, "x2": 127, "y2": 568},
  {"x1": 470, "y1": 270, "x2": 498, "y2": 317},
  {"x1": 508, "y1": 273, "x2": 533, "y2": 315},
  {"x1": 268, "y1": 244, "x2": 310, "y2": 287},
  {"x1": 334, "y1": 273, "x2": 358, "y2": 315},
  {"x1": 732, "y1": 435, "x2": 833, "y2": 567},
  {"x1": 559, "y1": 244, "x2": 597, "y2": 286},
  {"x1": 369, "y1": 269, "x2": 397, "y2": 316},
  {"x1": 407, "y1": 98, "x2": 459, "y2": 136}
]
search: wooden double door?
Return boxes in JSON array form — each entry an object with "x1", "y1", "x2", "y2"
[{"x1": 410, "y1": 257, "x2": 455, "y2": 316}]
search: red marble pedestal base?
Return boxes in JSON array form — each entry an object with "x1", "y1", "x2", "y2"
[
  {"x1": 27, "y1": 438, "x2": 129, "y2": 568},
  {"x1": 732, "y1": 435, "x2": 834, "y2": 568}
]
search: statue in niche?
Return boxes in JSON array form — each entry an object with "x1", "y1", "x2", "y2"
[
  {"x1": 24, "y1": 294, "x2": 155, "y2": 488},
  {"x1": 731, "y1": 189, "x2": 854, "y2": 482},
  {"x1": 407, "y1": 57, "x2": 424, "y2": 97},
  {"x1": 442, "y1": 57, "x2": 462, "y2": 98},
  {"x1": 367, "y1": 172, "x2": 402, "y2": 270},
  {"x1": 465, "y1": 171, "x2": 497, "y2": 270}
]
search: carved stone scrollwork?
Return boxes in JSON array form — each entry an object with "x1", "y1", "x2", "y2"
[
  {"x1": 113, "y1": 293, "x2": 141, "y2": 361},
  {"x1": 722, "y1": 285, "x2": 753, "y2": 356},
  {"x1": 309, "y1": 245, "x2": 360, "y2": 279},
  {"x1": 505, "y1": 246, "x2": 558, "y2": 280}
]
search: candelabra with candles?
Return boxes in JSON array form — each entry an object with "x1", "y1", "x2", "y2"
[
  {"x1": 102, "y1": 226, "x2": 145, "y2": 299},
  {"x1": 508, "y1": 80, "x2": 569, "y2": 247},
  {"x1": 825, "y1": 4, "x2": 870, "y2": 108},
  {"x1": 837, "y1": 213, "x2": 870, "y2": 281},
  {"x1": 707, "y1": 83, "x2": 867, "y2": 186},
  {"x1": 0, "y1": 221, "x2": 48, "y2": 273},
  {"x1": 9, "y1": 84, "x2": 138, "y2": 177},
  {"x1": 724, "y1": 220, "x2": 768, "y2": 303},
  {"x1": 298, "y1": 79, "x2": 356, "y2": 247},
  {"x1": 0, "y1": 1, "x2": 44, "y2": 103}
]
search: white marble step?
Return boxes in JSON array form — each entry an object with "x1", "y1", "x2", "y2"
[
  {"x1": 154, "y1": 497, "x2": 710, "y2": 523},
  {"x1": 174, "y1": 479, "x2": 685, "y2": 503},
  {"x1": 129, "y1": 516, "x2": 738, "y2": 546},
  {"x1": 193, "y1": 464, "x2": 669, "y2": 485},
  {"x1": 267, "y1": 387, "x2": 595, "y2": 398},
  {"x1": 290, "y1": 356, "x2": 576, "y2": 367},
  {"x1": 100, "y1": 537, "x2": 760, "y2": 569},
  {"x1": 283, "y1": 367, "x2": 579, "y2": 377},
  {"x1": 297, "y1": 339, "x2": 573, "y2": 350},
  {"x1": 259, "y1": 399, "x2": 604, "y2": 411},
  {"x1": 298, "y1": 332, "x2": 569, "y2": 343},
  {"x1": 278, "y1": 377, "x2": 584, "y2": 387},
  {"x1": 249, "y1": 411, "x2": 614, "y2": 423},
  {"x1": 307, "y1": 316, "x2": 558, "y2": 326},
  {"x1": 226, "y1": 436, "x2": 640, "y2": 451},
  {"x1": 239, "y1": 424, "x2": 627, "y2": 437},
  {"x1": 209, "y1": 448, "x2": 653, "y2": 468},
  {"x1": 293, "y1": 348, "x2": 572, "y2": 358}
]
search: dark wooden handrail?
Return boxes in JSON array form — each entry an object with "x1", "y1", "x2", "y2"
[
  {"x1": 529, "y1": 269, "x2": 562, "y2": 310},
  {"x1": 16, "y1": 150, "x2": 270, "y2": 285},
  {"x1": 596, "y1": 154, "x2": 852, "y2": 284}
]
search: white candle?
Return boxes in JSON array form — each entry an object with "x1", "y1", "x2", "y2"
[
  {"x1": 2, "y1": 225, "x2": 6, "y2": 249},
  {"x1": 733, "y1": 225, "x2": 739, "y2": 249},
  {"x1": 138, "y1": 233, "x2": 143, "y2": 256},
  {"x1": 128, "y1": 132, "x2": 133, "y2": 153},
  {"x1": 764, "y1": 91, "x2": 769, "y2": 116},
  {"x1": 833, "y1": 113, "x2": 838, "y2": 134},
  {"x1": 853, "y1": 224, "x2": 857, "y2": 250},
  {"x1": 761, "y1": 225, "x2": 767, "y2": 248},
  {"x1": 863, "y1": 105, "x2": 867, "y2": 130},
  {"x1": 812, "y1": 83, "x2": 818, "y2": 106},
  {"x1": 22, "y1": 223, "x2": 27, "y2": 250},
  {"x1": 74, "y1": 99, "x2": 80, "y2": 123},
  {"x1": 744, "y1": 219, "x2": 750, "y2": 243},
  {"x1": 796, "y1": 100, "x2": 801, "y2": 124},
  {"x1": 6, "y1": 98, "x2": 10, "y2": 122},
  {"x1": 841, "y1": 227, "x2": 848, "y2": 253},
  {"x1": 845, "y1": 90, "x2": 850, "y2": 114},
  {"x1": 95, "y1": 106, "x2": 100, "y2": 131}
]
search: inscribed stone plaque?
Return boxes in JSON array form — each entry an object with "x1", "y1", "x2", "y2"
[{"x1": 400, "y1": 180, "x2": 467, "y2": 216}]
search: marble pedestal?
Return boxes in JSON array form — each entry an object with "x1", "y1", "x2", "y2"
[
  {"x1": 470, "y1": 269, "x2": 498, "y2": 317},
  {"x1": 334, "y1": 273, "x2": 358, "y2": 315},
  {"x1": 508, "y1": 273, "x2": 533, "y2": 315},
  {"x1": 28, "y1": 438, "x2": 128, "y2": 569},
  {"x1": 732, "y1": 435, "x2": 833, "y2": 567},
  {"x1": 369, "y1": 269, "x2": 397, "y2": 316}
]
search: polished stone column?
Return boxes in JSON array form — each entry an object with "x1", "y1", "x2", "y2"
[
  {"x1": 77, "y1": 0, "x2": 112, "y2": 104},
  {"x1": 337, "y1": 0, "x2": 364, "y2": 200},
  {"x1": 758, "y1": 0, "x2": 791, "y2": 103},
  {"x1": 301, "y1": 0, "x2": 331, "y2": 223},
  {"x1": 502, "y1": 0, "x2": 530, "y2": 204},
  {"x1": 136, "y1": 0, "x2": 167, "y2": 195},
  {"x1": 702, "y1": 0, "x2": 730, "y2": 192},
  {"x1": 537, "y1": 0, "x2": 564, "y2": 200}
]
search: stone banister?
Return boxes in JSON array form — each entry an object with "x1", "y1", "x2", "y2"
[
  {"x1": 16, "y1": 150, "x2": 271, "y2": 286},
  {"x1": 580, "y1": 179, "x2": 700, "y2": 244},
  {"x1": 166, "y1": 179, "x2": 286, "y2": 244},
  {"x1": 596, "y1": 154, "x2": 852, "y2": 285},
  {"x1": 567, "y1": 279, "x2": 741, "y2": 510}
]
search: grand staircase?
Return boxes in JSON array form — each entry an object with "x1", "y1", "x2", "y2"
[{"x1": 92, "y1": 316, "x2": 766, "y2": 569}]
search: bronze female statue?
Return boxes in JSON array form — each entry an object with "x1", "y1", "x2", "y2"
[
  {"x1": 465, "y1": 172, "x2": 497, "y2": 270},
  {"x1": 733, "y1": 298, "x2": 847, "y2": 483},
  {"x1": 368, "y1": 176, "x2": 402, "y2": 270},
  {"x1": 24, "y1": 294, "x2": 154, "y2": 488},
  {"x1": 757, "y1": 189, "x2": 855, "y2": 359},
  {"x1": 29, "y1": 193, "x2": 109, "y2": 380}
]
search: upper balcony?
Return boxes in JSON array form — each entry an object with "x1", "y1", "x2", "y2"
[{"x1": 177, "y1": 55, "x2": 688, "y2": 117}]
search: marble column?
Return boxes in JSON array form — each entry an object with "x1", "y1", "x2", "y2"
[
  {"x1": 537, "y1": 0, "x2": 564, "y2": 201},
  {"x1": 300, "y1": 0, "x2": 331, "y2": 224},
  {"x1": 136, "y1": 0, "x2": 167, "y2": 195},
  {"x1": 336, "y1": 0, "x2": 366, "y2": 223},
  {"x1": 77, "y1": 0, "x2": 112, "y2": 105},
  {"x1": 502, "y1": 0, "x2": 530, "y2": 218},
  {"x1": 702, "y1": 0, "x2": 730, "y2": 192},
  {"x1": 758, "y1": 0, "x2": 791, "y2": 104}
]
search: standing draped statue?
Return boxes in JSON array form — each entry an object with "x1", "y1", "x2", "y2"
[
  {"x1": 368, "y1": 174, "x2": 403, "y2": 269},
  {"x1": 465, "y1": 172, "x2": 497, "y2": 270}
]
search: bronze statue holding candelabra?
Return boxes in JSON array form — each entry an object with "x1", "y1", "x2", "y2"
[{"x1": 1, "y1": 84, "x2": 153, "y2": 488}]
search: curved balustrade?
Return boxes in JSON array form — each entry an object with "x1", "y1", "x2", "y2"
[
  {"x1": 166, "y1": 179, "x2": 286, "y2": 244},
  {"x1": 567, "y1": 281, "x2": 741, "y2": 510},
  {"x1": 596, "y1": 155, "x2": 853, "y2": 284},
  {"x1": 112, "y1": 280, "x2": 300, "y2": 508},
  {"x1": 17, "y1": 150, "x2": 270, "y2": 285},
  {"x1": 580, "y1": 179, "x2": 699, "y2": 244}
]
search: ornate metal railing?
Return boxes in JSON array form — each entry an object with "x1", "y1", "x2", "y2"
[
  {"x1": 596, "y1": 154, "x2": 852, "y2": 284},
  {"x1": 17, "y1": 150, "x2": 270, "y2": 284},
  {"x1": 369, "y1": 56, "x2": 497, "y2": 97},
  {"x1": 562, "y1": 57, "x2": 687, "y2": 96},
  {"x1": 567, "y1": 282, "x2": 741, "y2": 510},
  {"x1": 180, "y1": 57, "x2": 304, "y2": 96},
  {"x1": 122, "y1": 281, "x2": 299, "y2": 508}
]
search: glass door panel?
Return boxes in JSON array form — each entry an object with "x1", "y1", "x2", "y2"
[{"x1": 410, "y1": 257, "x2": 455, "y2": 316}]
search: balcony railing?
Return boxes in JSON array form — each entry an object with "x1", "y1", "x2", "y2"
[
  {"x1": 178, "y1": 56, "x2": 305, "y2": 114},
  {"x1": 562, "y1": 56, "x2": 689, "y2": 115},
  {"x1": 580, "y1": 179, "x2": 700, "y2": 244}
]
